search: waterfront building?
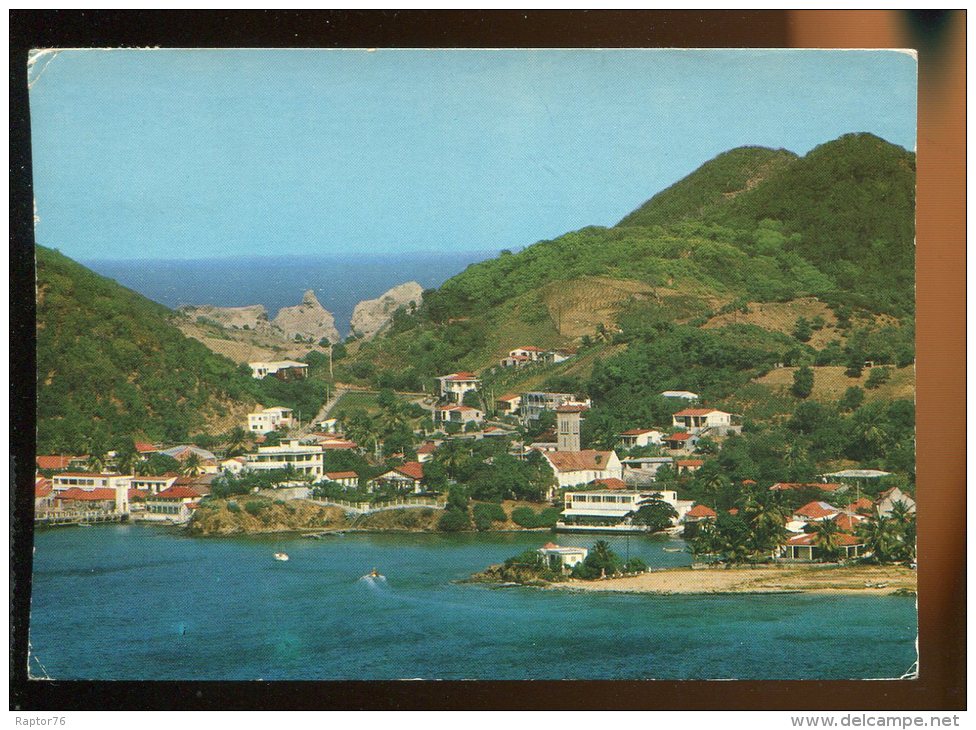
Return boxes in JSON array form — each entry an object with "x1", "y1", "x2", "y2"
[
  {"x1": 247, "y1": 406, "x2": 295, "y2": 434},
  {"x1": 537, "y1": 543, "x2": 588, "y2": 572},
  {"x1": 34, "y1": 477, "x2": 53, "y2": 511},
  {"x1": 246, "y1": 439, "x2": 324, "y2": 478},
  {"x1": 542, "y1": 450, "x2": 623, "y2": 493},
  {"x1": 35, "y1": 454, "x2": 87, "y2": 472},
  {"x1": 558, "y1": 487, "x2": 692, "y2": 531},
  {"x1": 145, "y1": 485, "x2": 203, "y2": 523},
  {"x1": 367, "y1": 461, "x2": 426, "y2": 493},
  {"x1": 683, "y1": 504, "x2": 717, "y2": 524},
  {"x1": 248, "y1": 360, "x2": 309, "y2": 380},
  {"x1": 129, "y1": 473, "x2": 179, "y2": 495},
  {"x1": 779, "y1": 532, "x2": 864, "y2": 561}
]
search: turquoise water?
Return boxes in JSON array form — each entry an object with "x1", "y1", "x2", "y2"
[{"x1": 29, "y1": 525, "x2": 917, "y2": 680}]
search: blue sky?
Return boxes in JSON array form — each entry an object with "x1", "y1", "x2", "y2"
[{"x1": 28, "y1": 49, "x2": 916, "y2": 261}]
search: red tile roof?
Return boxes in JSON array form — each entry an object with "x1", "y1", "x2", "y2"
[
  {"x1": 676, "y1": 459, "x2": 704, "y2": 468},
  {"x1": 35, "y1": 478, "x2": 52, "y2": 498},
  {"x1": 665, "y1": 433, "x2": 691, "y2": 442},
  {"x1": 134, "y1": 442, "x2": 157, "y2": 453},
  {"x1": 832, "y1": 513, "x2": 865, "y2": 532},
  {"x1": 620, "y1": 428, "x2": 658, "y2": 436},
  {"x1": 794, "y1": 501, "x2": 840, "y2": 519},
  {"x1": 36, "y1": 455, "x2": 83, "y2": 470},
  {"x1": 394, "y1": 461, "x2": 424, "y2": 481},
  {"x1": 325, "y1": 471, "x2": 358, "y2": 480},
  {"x1": 591, "y1": 477, "x2": 627, "y2": 490},
  {"x1": 442, "y1": 372, "x2": 478, "y2": 381},
  {"x1": 155, "y1": 486, "x2": 203, "y2": 500},
  {"x1": 417, "y1": 442, "x2": 437, "y2": 454},
  {"x1": 546, "y1": 450, "x2": 616, "y2": 473},
  {"x1": 128, "y1": 488, "x2": 149, "y2": 501},
  {"x1": 321, "y1": 441, "x2": 357, "y2": 449},
  {"x1": 686, "y1": 504, "x2": 717, "y2": 519},
  {"x1": 56, "y1": 488, "x2": 117, "y2": 502},
  {"x1": 55, "y1": 472, "x2": 123, "y2": 479},
  {"x1": 497, "y1": 394, "x2": 520, "y2": 402},
  {"x1": 846, "y1": 497, "x2": 874, "y2": 514},
  {"x1": 728, "y1": 508, "x2": 740, "y2": 516},
  {"x1": 786, "y1": 532, "x2": 862, "y2": 547},
  {"x1": 674, "y1": 408, "x2": 724, "y2": 417}
]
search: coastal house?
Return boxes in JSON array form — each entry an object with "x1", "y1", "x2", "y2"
[
  {"x1": 544, "y1": 348, "x2": 576, "y2": 365},
  {"x1": 589, "y1": 477, "x2": 627, "y2": 490},
  {"x1": 34, "y1": 477, "x2": 53, "y2": 511},
  {"x1": 542, "y1": 450, "x2": 623, "y2": 493},
  {"x1": 683, "y1": 504, "x2": 717, "y2": 524},
  {"x1": 621, "y1": 456, "x2": 674, "y2": 478},
  {"x1": 246, "y1": 439, "x2": 324, "y2": 479},
  {"x1": 537, "y1": 543, "x2": 588, "y2": 572},
  {"x1": 247, "y1": 406, "x2": 295, "y2": 434},
  {"x1": 435, "y1": 404, "x2": 484, "y2": 427},
  {"x1": 324, "y1": 471, "x2": 359, "y2": 488},
  {"x1": 318, "y1": 418, "x2": 341, "y2": 433},
  {"x1": 500, "y1": 346, "x2": 545, "y2": 368},
  {"x1": 874, "y1": 486, "x2": 916, "y2": 517},
  {"x1": 248, "y1": 360, "x2": 309, "y2": 380},
  {"x1": 129, "y1": 473, "x2": 179, "y2": 495},
  {"x1": 779, "y1": 532, "x2": 864, "y2": 561},
  {"x1": 618, "y1": 428, "x2": 664, "y2": 449},
  {"x1": 436, "y1": 372, "x2": 481, "y2": 404},
  {"x1": 495, "y1": 394, "x2": 522, "y2": 415},
  {"x1": 660, "y1": 390, "x2": 700, "y2": 401},
  {"x1": 52, "y1": 471, "x2": 132, "y2": 495},
  {"x1": 520, "y1": 392, "x2": 592, "y2": 421},
  {"x1": 845, "y1": 497, "x2": 875, "y2": 515},
  {"x1": 559, "y1": 487, "x2": 691, "y2": 531},
  {"x1": 671, "y1": 408, "x2": 734, "y2": 435},
  {"x1": 367, "y1": 461, "x2": 426, "y2": 494},
  {"x1": 145, "y1": 485, "x2": 203, "y2": 523}
]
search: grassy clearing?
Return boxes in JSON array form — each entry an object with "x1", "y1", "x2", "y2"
[{"x1": 754, "y1": 365, "x2": 915, "y2": 403}]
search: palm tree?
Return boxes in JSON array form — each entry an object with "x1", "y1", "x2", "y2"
[
  {"x1": 85, "y1": 452, "x2": 107, "y2": 473},
  {"x1": 813, "y1": 519, "x2": 842, "y2": 562},
  {"x1": 435, "y1": 440, "x2": 471, "y2": 480},
  {"x1": 114, "y1": 448, "x2": 138, "y2": 476},
  {"x1": 702, "y1": 471, "x2": 727, "y2": 507},
  {"x1": 181, "y1": 452, "x2": 204, "y2": 477},
  {"x1": 856, "y1": 513, "x2": 898, "y2": 563},
  {"x1": 744, "y1": 492, "x2": 790, "y2": 553},
  {"x1": 225, "y1": 427, "x2": 248, "y2": 457}
]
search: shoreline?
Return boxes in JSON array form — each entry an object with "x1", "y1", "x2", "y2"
[{"x1": 544, "y1": 563, "x2": 917, "y2": 596}]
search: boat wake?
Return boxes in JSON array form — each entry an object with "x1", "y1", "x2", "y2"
[{"x1": 359, "y1": 574, "x2": 388, "y2": 586}]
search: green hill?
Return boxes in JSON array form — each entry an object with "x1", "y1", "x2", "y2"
[
  {"x1": 344, "y1": 132, "x2": 915, "y2": 406},
  {"x1": 617, "y1": 146, "x2": 798, "y2": 228}
]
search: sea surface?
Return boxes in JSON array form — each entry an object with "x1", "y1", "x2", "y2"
[
  {"x1": 28, "y1": 526, "x2": 917, "y2": 681},
  {"x1": 82, "y1": 252, "x2": 494, "y2": 338}
]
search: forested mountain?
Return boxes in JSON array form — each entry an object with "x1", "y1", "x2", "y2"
[
  {"x1": 35, "y1": 246, "x2": 328, "y2": 453},
  {"x1": 345, "y1": 133, "x2": 915, "y2": 389}
]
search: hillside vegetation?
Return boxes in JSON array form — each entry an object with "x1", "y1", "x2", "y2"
[{"x1": 35, "y1": 246, "x2": 329, "y2": 453}]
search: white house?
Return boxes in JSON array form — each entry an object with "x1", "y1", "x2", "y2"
[
  {"x1": 660, "y1": 390, "x2": 700, "y2": 401},
  {"x1": 246, "y1": 439, "x2": 324, "y2": 479},
  {"x1": 249, "y1": 360, "x2": 309, "y2": 380},
  {"x1": 318, "y1": 418, "x2": 341, "y2": 434},
  {"x1": 621, "y1": 456, "x2": 674, "y2": 476},
  {"x1": 129, "y1": 473, "x2": 179, "y2": 495},
  {"x1": 618, "y1": 428, "x2": 664, "y2": 449},
  {"x1": 436, "y1": 372, "x2": 481, "y2": 403},
  {"x1": 220, "y1": 456, "x2": 249, "y2": 475},
  {"x1": 671, "y1": 408, "x2": 733, "y2": 434},
  {"x1": 247, "y1": 406, "x2": 295, "y2": 434},
  {"x1": 495, "y1": 394, "x2": 523, "y2": 415},
  {"x1": 542, "y1": 450, "x2": 623, "y2": 493},
  {"x1": 144, "y1": 485, "x2": 203, "y2": 523},
  {"x1": 435, "y1": 404, "x2": 484, "y2": 426},
  {"x1": 367, "y1": 461, "x2": 426, "y2": 493},
  {"x1": 537, "y1": 543, "x2": 588, "y2": 572},
  {"x1": 559, "y1": 487, "x2": 692, "y2": 531},
  {"x1": 500, "y1": 346, "x2": 546, "y2": 368},
  {"x1": 521, "y1": 392, "x2": 592, "y2": 421},
  {"x1": 52, "y1": 472, "x2": 132, "y2": 494},
  {"x1": 874, "y1": 486, "x2": 916, "y2": 517}
]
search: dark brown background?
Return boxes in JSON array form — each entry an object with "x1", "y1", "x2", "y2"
[{"x1": 8, "y1": 9, "x2": 966, "y2": 711}]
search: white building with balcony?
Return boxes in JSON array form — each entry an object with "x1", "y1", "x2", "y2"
[
  {"x1": 246, "y1": 439, "x2": 324, "y2": 478},
  {"x1": 247, "y1": 406, "x2": 295, "y2": 434}
]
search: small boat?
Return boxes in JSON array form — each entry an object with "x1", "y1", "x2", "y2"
[
  {"x1": 365, "y1": 567, "x2": 384, "y2": 579},
  {"x1": 273, "y1": 552, "x2": 289, "y2": 562},
  {"x1": 662, "y1": 547, "x2": 682, "y2": 553}
]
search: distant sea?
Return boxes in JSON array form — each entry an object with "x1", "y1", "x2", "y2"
[{"x1": 82, "y1": 252, "x2": 495, "y2": 338}]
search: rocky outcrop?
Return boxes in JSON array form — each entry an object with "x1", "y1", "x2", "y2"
[
  {"x1": 349, "y1": 281, "x2": 423, "y2": 340},
  {"x1": 272, "y1": 290, "x2": 340, "y2": 344},
  {"x1": 178, "y1": 303, "x2": 270, "y2": 331}
]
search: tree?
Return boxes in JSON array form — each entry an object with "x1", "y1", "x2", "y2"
[
  {"x1": 864, "y1": 366, "x2": 892, "y2": 390},
  {"x1": 839, "y1": 386, "x2": 865, "y2": 412},
  {"x1": 461, "y1": 390, "x2": 482, "y2": 409},
  {"x1": 791, "y1": 365, "x2": 814, "y2": 399},
  {"x1": 793, "y1": 317, "x2": 813, "y2": 343},
  {"x1": 856, "y1": 513, "x2": 899, "y2": 563},
  {"x1": 181, "y1": 452, "x2": 205, "y2": 477},
  {"x1": 812, "y1": 519, "x2": 842, "y2": 562},
  {"x1": 628, "y1": 499, "x2": 678, "y2": 533},
  {"x1": 225, "y1": 426, "x2": 248, "y2": 457},
  {"x1": 574, "y1": 540, "x2": 623, "y2": 579}
]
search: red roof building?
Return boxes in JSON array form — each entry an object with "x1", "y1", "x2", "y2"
[
  {"x1": 395, "y1": 461, "x2": 424, "y2": 481},
  {"x1": 154, "y1": 486, "x2": 203, "y2": 500},
  {"x1": 55, "y1": 488, "x2": 117, "y2": 502},
  {"x1": 35, "y1": 477, "x2": 52, "y2": 499},
  {"x1": 793, "y1": 501, "x2": 841, "y2": 520},
  {"x1": 134, "y1": 442, "x2": 158, "y2": 454},
  {"x1": 685, "y1": 504, "x2": 718, "y2": 520},
  {"x1": 770, "y1": 482, "x2": 843, "y2": 492},
  {"x1": 36, "y1": 455, "x2": 84, "y2": 471},
  {"x1": 590, "y1": 477, "x2": 627, "y2": 490},
  {"x1": 845, "y1": 497, "x2": 875, "y2": 514}
]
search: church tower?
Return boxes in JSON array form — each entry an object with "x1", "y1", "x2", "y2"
[{"x1": 556, "y1": 405, "x2": 586, "y2": 452}]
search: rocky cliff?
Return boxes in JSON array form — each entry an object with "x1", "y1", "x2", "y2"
[
  {"x1": 273, "y1": 290, "x2": 340, "y2": 344},
  {"x1": 178, "y1": 303, "x2": 270, "y2": 331},
  {"x1": 349, "y1": 281, "x2": 423, "y2": 340}
]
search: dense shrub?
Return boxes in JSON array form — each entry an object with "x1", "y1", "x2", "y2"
[
  {"x1": 472, "y1": 502, "x2": 507, "y2": 531},
  {"x1": 438, "y1": 508, "x2": 471, "y2": 532}
]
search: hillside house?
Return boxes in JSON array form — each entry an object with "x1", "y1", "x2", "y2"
[
  {"x1": 675, "y1": 459, "x2": 704, "y2": 475},
  {"x1": 621, "y1": 457, "x2": 674, "y2": 486},
  {"x1": 220, "y1": 456, "x2": 249, "y2": 474},
  {"x1": 436, "y1": 372, "x2": 481, "y2": 403},
  {"x1": 416, "y1": 441, "x2": 439, "y2": 463},
  {"x1": 495, "y1": 393, "x2": 522, "y2": 415},
  {"x1": 247, "y1": 406, "x2": 295, "y2": 434},
  {"x1": 35, "y1": 454, "x2": 86, "y2": 472},
  {"x1": 134, "y1": 443, "x2": 158, "y2": 458},
  {"x1": 663, "y1": 432, "x2": 695, "y2": 452},
  {"x1": 367, "y1": 461, "x2": 426, "y2": 494},
  {"x1": 618, "y1": 428, "x2": 664, "y2": 449},
  {"x1": 683, "y1": 504, "x2": 717, "y2": 524},
  {"x1": 249, "y1": 360, "x2": 309, "y2": 380},
  {"x1": 660, "y1": 390, "x2": 700, "y2": 401},
  {"x1": 542, "y1": 450, "x2": 623, "y2": 494},
  {"x1": 793, "y1": 501, "x2": 841, "y2": 522},
  {"x1": 53, "y1": 488, "x2": 124, "y2": 513},
  {"x1": 323, "y1": 471, "x2": 359, "y2": 488},
  {"x1": 671, "y1": 408, "x2": 733, "y2": 434},
  {"x1": 159, "y1": 446, "x2": 219, "y2": 473},
  {"x1": 247, "y1": 439, "x2": 324, "y2": 479},
  {"x1": 544, "y1": 348, "x2": 576, "y2": 365},
  {"x1": 500, "y1": 346, "x2": 546, "y2": 368}
]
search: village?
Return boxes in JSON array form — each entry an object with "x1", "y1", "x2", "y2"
[{"x1": 33, "y1": 346, "x2": 916, "y2": 568}]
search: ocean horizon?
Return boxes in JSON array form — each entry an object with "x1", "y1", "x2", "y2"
[{"x1": 81, "y1": 251, "x2": 496, "y2": 338}]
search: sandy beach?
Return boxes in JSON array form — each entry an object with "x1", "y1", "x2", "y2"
[{"x1": 550, "y1": 563, "x2": 917, "y2": 596}]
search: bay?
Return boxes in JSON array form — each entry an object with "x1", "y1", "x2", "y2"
[{"x1": 28, "y1": 525, "x2": 917, "y2": 681}]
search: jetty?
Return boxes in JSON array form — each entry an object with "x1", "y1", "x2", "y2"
[{"x1": 35, "y1": 510, "x2": 128, "y2": 526}]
